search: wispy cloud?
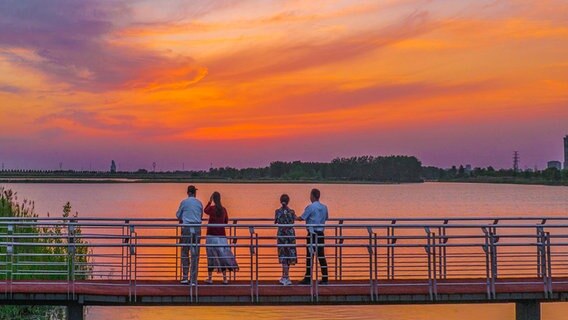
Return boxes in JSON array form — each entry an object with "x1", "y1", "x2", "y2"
[
  {"x1": 36, "y1": 108, "x2": 182, "y2": 138},
  {"x1": 203, "y1": 10, "x2": 433, "y2": 83},
  {"x1": 1, "y1": 0, "x2": 567, "y2": 169}
]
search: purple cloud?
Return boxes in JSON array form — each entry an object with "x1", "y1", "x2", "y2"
[
  {"x1": 0, "y1": 84, "x2": 24, "y2": 94},
  {"x1": 0, "y1": 0, "x2": 203, "y2": 91}
]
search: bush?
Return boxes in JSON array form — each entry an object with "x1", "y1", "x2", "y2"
[{"x1": 0, "y1": 188, "x2": 91, "y2": 319}]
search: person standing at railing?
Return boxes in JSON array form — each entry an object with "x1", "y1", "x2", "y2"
[
  {"x1": 275, "y1": 194, "x2": 297, "y2": 286},
  {"x1": 176, "y1": 185, "x2": 203, "y2": 285},
  {"x1": 204, "y1": 191, "x2": 239, "y2": 284},
  {"x1": 297, "y1": 188, "x2": 329, "y2": 285}
]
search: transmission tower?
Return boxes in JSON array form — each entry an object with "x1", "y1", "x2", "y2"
[{"x1": 513, "y1": 151, "x2": 520, "y2": 173}]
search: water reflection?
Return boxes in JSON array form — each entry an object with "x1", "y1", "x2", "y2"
[
  {"x1": 2, "y1": 182, "x2": 567, "y2": 319},
  {"x1": 88, "y1": 304, "x2": 514, "y2": 320}
]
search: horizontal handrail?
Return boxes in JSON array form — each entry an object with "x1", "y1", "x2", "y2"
[
  {"x1": 0, "y1": 216, "x2": 560, "y2": 222},
  {"x1": 0, "y1": 216, "x2": 565, "y2": 304}
]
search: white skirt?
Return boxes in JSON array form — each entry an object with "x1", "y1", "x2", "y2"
[{"x1": 206, "y1": 236, "x2": 239, "y2": 272}]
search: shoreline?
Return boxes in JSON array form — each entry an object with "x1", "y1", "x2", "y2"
[
  {"x1": 437, "y1": 178, "x2": 568, "y2": 187},
  {"x1": 0, "y1": 177, "x2": 565, "y2": 187},
  {"x1": 0, "y1": 178, "x2": 420, "y2": 185}
]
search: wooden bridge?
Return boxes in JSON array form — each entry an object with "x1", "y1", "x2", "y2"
[{"x1": 1, "y1": 217, "x2": 567, "y2": 320}]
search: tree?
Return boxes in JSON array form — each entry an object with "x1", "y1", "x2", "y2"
[
  {"x1": 543, "y1": 168, "x2": 561, "y2": 181},
  {"x1": 457, "y1": 165, "x2": 465, "y2": 178}
]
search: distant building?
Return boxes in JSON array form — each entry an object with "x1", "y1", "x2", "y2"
[
  {"x1": 548, "y1": 161, "x2": 562, "y2": 171},
  {"x1": 110, "y1": 160, "x2": 117, "y2": 173},
  {"x1": 564, "y1": 135, "x2": 568, "y2": 169}
]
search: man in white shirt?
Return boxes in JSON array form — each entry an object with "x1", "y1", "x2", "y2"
[
  {"x1": 176, "y1": 185, "x2": 203, "y2": 284},
  {"x1": 298, "y1": 188, "x2": 329, "y2": 285}
]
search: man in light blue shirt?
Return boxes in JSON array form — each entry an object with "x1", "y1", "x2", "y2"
[
  {"x1": 176, "y1": 185, "x2": 203, "y2": 284},
  {"x1": 298, "y1": 188, "x2": 329, "y2": 284}
]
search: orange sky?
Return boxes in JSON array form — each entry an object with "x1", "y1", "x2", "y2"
[{"x1": 0, "y1": 0, "x2": 567, "y2": 170}]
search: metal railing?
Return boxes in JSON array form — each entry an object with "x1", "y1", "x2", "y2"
[{"x1": 0, "y1": 216, "x2": 567, "y2": 302}]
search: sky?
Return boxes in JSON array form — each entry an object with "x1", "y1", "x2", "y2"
[{"x1": 0, "y1": 0, "x2": 567, "y2": 171}]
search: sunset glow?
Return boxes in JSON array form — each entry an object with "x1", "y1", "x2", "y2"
[{"x1": 1, "y1": 0, "x2": 567, "y2": 170}]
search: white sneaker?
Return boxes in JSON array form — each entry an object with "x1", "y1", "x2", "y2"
[
  {"x1": 278, "y1": 277, "x2": 285, "y2": 284},
  {"x1": 180, "y1": 279, "x2": 189, "y2": 285},
  {"x1": 204, "y1": 278, "x2": 213, "y2": 284},
  {"x1": 282, "y1": 278, "x2": 292, "y2": 286}
]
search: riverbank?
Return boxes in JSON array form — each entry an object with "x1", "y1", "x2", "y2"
[
  {"x1": 2, "y1": 176, "x2": 566, "y2": 186},
  {"x1": 0, "y1": 177, "x2": 420, "y2": 184},
  {"x1": 439, "y1": 177, "x2": 568, "y2": 186}
]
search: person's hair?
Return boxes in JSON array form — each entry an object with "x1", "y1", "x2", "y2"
[
  {"x1": 280, "y1": 194, "x2": 290, "y2": 207},
  {"x1": 311, "y1": 188, "x2": 320, "y2": 201},
  {"x1": 212, "y1": 191, "x2": 223, "y2": 217}
]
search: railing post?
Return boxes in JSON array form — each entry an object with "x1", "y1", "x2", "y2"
[
  {"x1": 482, "y1": 227, "x2": 489, "y2": 299},
  {"x1": 536, "y1": 220, "x2": 549, "y2": 295},
  {"x1": 367, "y1": 227, "x2": 376, "y2": 302},
  {"x1": 388, "y1": 220, "x2": 397, "y2": 280},
  {"x1": 314, "y1": 231, "x2": 320, "y2": 302},
  {"x1": 67, "y1": 221, "x2": 76, "y2": 299},
  {"x1": 491, "y1": 222, "x2": 499, "y2": 299},
  {"x1": 6, "y1": 224, "x2": 13, "y2": 298},
  {"x1": 174, "y1": 222, "x2": 179, "y2": 282},
  {"x1": 482, "y1": 225, "x2": 498, "y2": 300},
  {"x1": 536, "y1": 226, "x2": 544, "y2": 278},
  {"x1": 424, "y1": 227, "x2": 437, "y2": 301},
  {"x1": 536, "y1": 226, "x2": 546, "y2": 296},
  {"x1": 122, "y1": 219, "x2": 129, "y2": 281},
  {"x1": 337, "y1": 220, "x2": 344, "y2": 281},
  {"x1": 255, "y1": 232, "x2": 260, "y2": 302},
  {"x1": 128, "y1": 224, "x2": 136, "y2": 302},
  {"x1": 248, "y1": 226, "x2": 257, "y2": 303},
  {"x1": 432, "y1": 231, "x2": 437, "y2": 300},
  {"x1": 132, "y1": 228, "x2": 138, "y2": 302},
  {"x1": 232, "y1": 220, "x2": 239, "y2": 281},
  {"x1": 334, "y1": 222, "x2": 338, "y2": 281},
  {"x1": 373, "y1": 233, "x2": 379, "y2": 300},
  {"x1": 438, "y1": 220, "x2": 449, "y2": 279},
  {"x1": 545, "y1": 232, "x2": 553, "y2": 298},
  {"x1": 482, "y1": 227, "x2": 492, "y2": 299}
]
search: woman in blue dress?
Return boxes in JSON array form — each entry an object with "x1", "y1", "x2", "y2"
[{"x1": 274, "y1": 194, "x2": 297, "y2": 285}]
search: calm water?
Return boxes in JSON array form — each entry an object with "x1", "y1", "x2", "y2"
[{"x1": 2, "y1": 182, "x2": 567, "y2": 320}]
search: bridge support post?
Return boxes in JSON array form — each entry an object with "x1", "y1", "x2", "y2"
[
  {"x1": 67, "y1": 303, "x2": 84, "y2": 320},
  {"x1": 515, "y1": 301, "x2": 540, "y2": 320}
]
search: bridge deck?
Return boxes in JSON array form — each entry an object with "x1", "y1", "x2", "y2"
[{"x1": 2, "y1": 278, "x2": 568, "y2": 305}]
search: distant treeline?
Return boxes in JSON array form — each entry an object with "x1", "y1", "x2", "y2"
[
  {"x1": 0, "y1": 155, "x2": 423, "y2": 183},
  {"x1": 5, "y1": 157, "x2": 566, "y2": 185},
  {"x1": 423, "y1": 165, "x2": 568, "y2": 185},
  {"x1": 267, "y1": 156, "x2": 422, "y2": 182}
]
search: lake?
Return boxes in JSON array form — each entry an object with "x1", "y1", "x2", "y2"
[{"x1": 1, "y1": 182, "x2": 567, "y2": 320}]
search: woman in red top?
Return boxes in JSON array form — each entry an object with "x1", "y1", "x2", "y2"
[{"x1": 204, "y1": 191, "x2": 239, "y2": 284}]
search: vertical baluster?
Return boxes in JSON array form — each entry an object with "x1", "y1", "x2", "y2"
[{"x1": 424, "y1": 227, "x2": 433, "y2": 301}]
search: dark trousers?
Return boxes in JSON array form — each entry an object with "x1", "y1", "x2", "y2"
[
  {"x1": 180, "y1": 227, "x2": 201, "y2": 282},
  {"x1": 305, "y1": 231, "x2": 328, "y2": 280}
]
